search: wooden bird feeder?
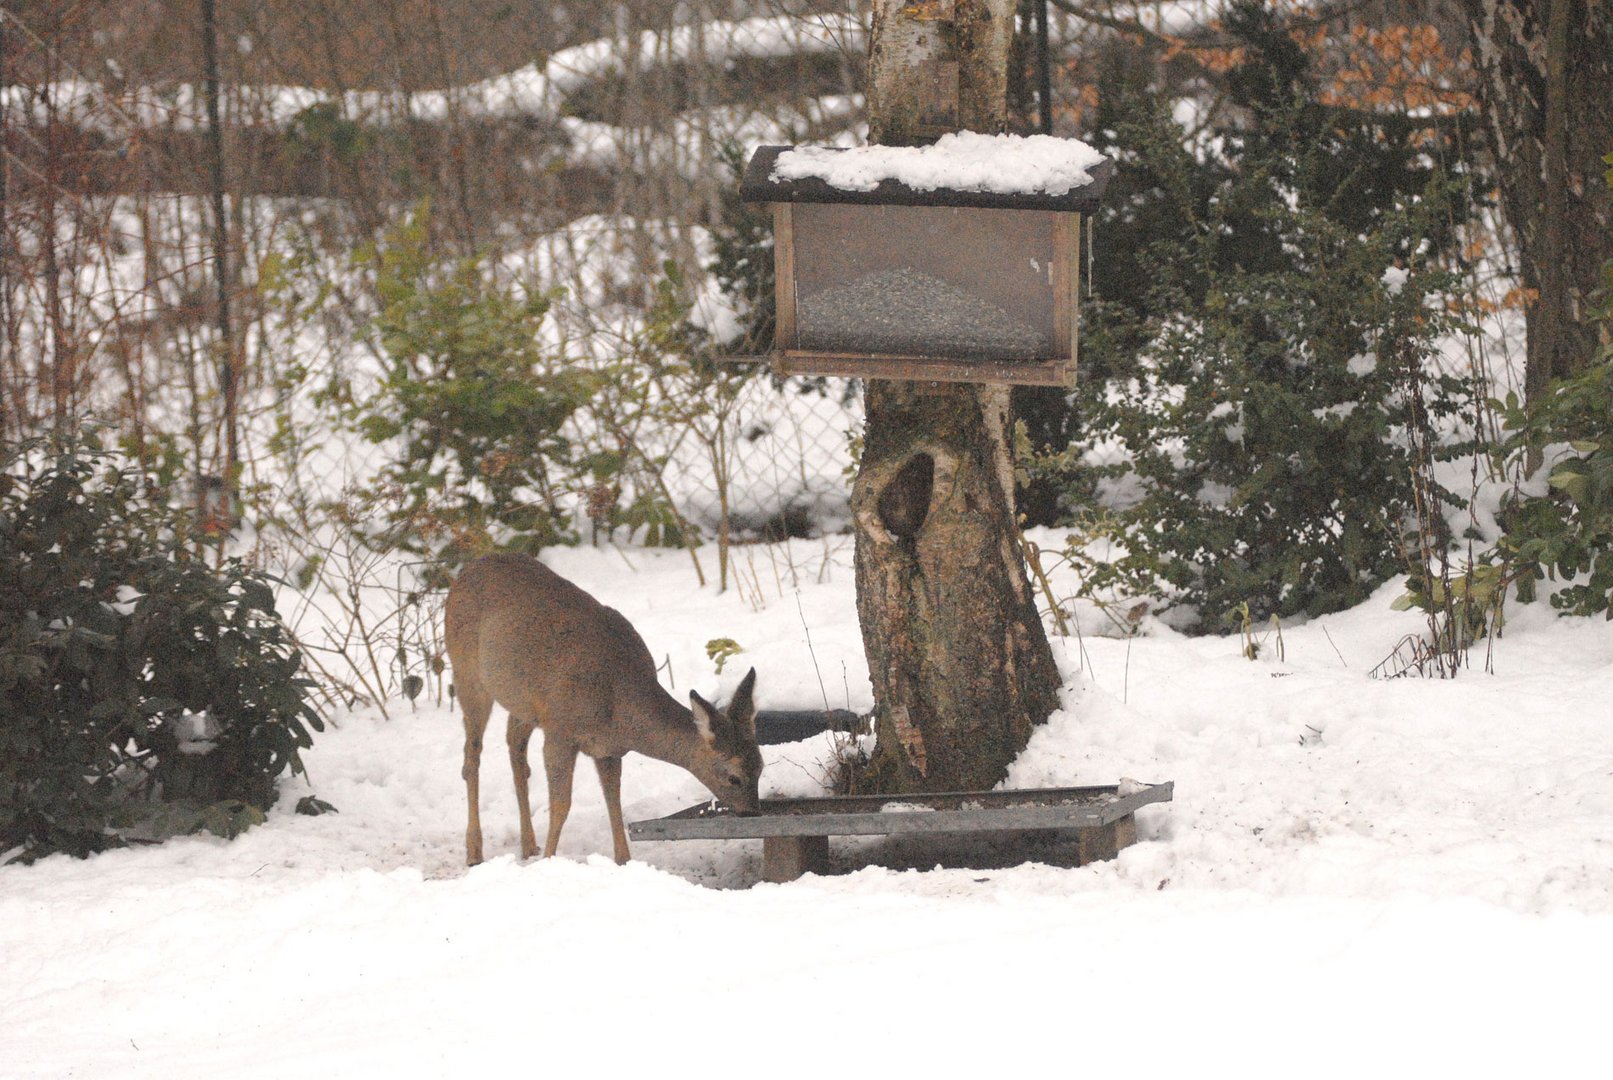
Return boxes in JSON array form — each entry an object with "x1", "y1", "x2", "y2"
[
  {"x1": 629, "y1": 781, "x2": 1172, "y2": 883},
  {"x1": 740, "y1": 140, "x2": 1113, "y2": 386}
]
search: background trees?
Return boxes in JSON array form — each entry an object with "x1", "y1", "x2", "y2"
[{"x1": 1460, "y1": 0, "x2": 1612, "y2": 399}]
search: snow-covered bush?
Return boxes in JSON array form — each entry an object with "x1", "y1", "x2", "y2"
[
  {"x1": 348, "y1": 206, "x2": 592, "y2": 561},
  {"x1": 342, "y1": 204, "x2": 772, "y2": 578},
  {"x1": 0, "y1": 430, "x2": 324, "y2": 861}
]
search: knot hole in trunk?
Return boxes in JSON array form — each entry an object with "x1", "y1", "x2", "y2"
[{"x1": 877, "y1": 452, "x2": 935, "y2": 540}]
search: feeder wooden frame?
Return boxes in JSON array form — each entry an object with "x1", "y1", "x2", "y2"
[{"x1": 739, "y1": 144, "x2": 1112, "y2": 387}]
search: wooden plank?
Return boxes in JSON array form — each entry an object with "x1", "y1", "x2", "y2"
[
  {"x1": 762, "y1": 835, "x2": 830, "y2": 882},
  {"x1": 1073, "y1": 812, "x2": 1137, "y2": 864},
  {"x1": 714, "y1": 349, "x2": 1072, "y2": 390},
  {"x1": 775, "y1": 350, "x2": 1070, "y2": 387},
  {"x1": 772, "y1": 203, "x2": 797, "y2": 349},
  {"x1": 1058, "y1": 209, "x2": 1083, "y2": 386},
  {"x1": 1115, "y1": 812, "x2": 1138, "y2": 849},
  {"x1": 1052, "y1": 212, "x2": 1074, "y2": 363}
]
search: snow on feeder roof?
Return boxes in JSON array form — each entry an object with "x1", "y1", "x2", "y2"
[
  {"x1": 739, "y1": 137, "x2": 1112, "y2": 386},
  {"x1": 745, "y1": 132, "x2": 1111, "y2": 209}
]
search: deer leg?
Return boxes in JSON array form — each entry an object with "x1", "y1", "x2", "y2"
[
  {"x1": 460, "y1": 687, "x2": 494, "y2": 866},
  {"x1": 594, "y1": 755, "x2": 631, "y2": 865},
  {"x1": 541, "y1": 736, "x2": 580, "y2": 859},
  {"x1": 507, "y1": 715, "x2": 540, "y2": 859}
]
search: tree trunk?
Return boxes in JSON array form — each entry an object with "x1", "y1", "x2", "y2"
[
  {"x1": 201, "y1": 0, "x2": 240, "y2": 503},
  {"x1": 1462, "y1": 0, "x2": 1613, "y2": 398},
  {"x1": 853, "y1": 0, "x2": 1062, "y2": 794}
]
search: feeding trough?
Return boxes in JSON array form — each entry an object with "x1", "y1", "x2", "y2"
[
  {"x1": 629, "y1": 781, "x2": 1172, "y2": 883},
  {"x1": 738, "y1": 135, "x2": 1113, "y2": 386}
]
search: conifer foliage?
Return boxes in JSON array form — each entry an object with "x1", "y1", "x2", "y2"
[{"x1": 1056, "y1": 1, "x2": 1475, "y2": 631}]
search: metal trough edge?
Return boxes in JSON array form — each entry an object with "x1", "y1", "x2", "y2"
[{"x1": 628, "y1": 782, "x2": 1173, "y2": 842}]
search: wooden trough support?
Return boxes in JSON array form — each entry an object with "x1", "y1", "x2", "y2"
[{"x1": 628, "y1": 782, "x2": 1172, "y2": 883}]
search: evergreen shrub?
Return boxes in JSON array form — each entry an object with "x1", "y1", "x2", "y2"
[
  {"x1": 0, "y1": 431, "x2": 324, "y2": 861},
  {"x1": 352, "y1": 206, "x2": 590, "y2": 561},
  {"x1": 1044, "y1": 1, "x2": 1476, "y2": 631},
  {"x1": 349, "y1": 205, "x2": 747, "y2": 565}
]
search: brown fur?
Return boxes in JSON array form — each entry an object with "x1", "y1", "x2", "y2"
[{"x1": 445, "y1": 552, "x2": 762, "y2": 865}]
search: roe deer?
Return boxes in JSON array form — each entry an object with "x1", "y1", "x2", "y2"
[{"x1": 445, "y1": 552, "x2": 763, "y2": 865}]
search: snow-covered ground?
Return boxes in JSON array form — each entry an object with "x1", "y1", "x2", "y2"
[{"x1": 5, "y1": 534, "x2": 1612, "y2": 1076}]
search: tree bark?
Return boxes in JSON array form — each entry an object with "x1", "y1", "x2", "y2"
[
  {"x1": 1462, "y1": 0, "x2": 1613, "y2": 398},
  {"x1": 201, "y1": 0, "x2": 240, "y2": 503},
  {"x1": 854, "y1": 0, "x2": 1062, "y2": 794}
]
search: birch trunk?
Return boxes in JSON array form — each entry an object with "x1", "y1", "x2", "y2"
[{"x1": 853, "y1": 0, "x2": 1061, "y2": 793}]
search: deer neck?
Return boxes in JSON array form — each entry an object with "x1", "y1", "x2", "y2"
[{"x1": 627, "y1": 684, "x2": 703, "y2": 772}]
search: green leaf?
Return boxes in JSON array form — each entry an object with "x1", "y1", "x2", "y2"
[
  {"x1": 704, "y1": 637, "x2": 744, "y2": 674},
  {"x1": 1548, "y1": 470, "x2": 1591, "y2": 505}
]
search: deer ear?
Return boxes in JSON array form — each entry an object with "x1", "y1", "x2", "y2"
[
  {"x1": 689, "y1": 691, "x2": 719, "y2": 746},
  {"x1": 727, "y1": 667, "x2": 758, "y2": 739}
]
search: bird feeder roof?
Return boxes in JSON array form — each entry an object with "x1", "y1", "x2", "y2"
[{"x1": 741, "y1": 134, "x2": 1113, "y2": 213}]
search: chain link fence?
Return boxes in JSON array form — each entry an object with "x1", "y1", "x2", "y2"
[{"x1": 663, "y1": 374, "x2": 861, "y2": 541}]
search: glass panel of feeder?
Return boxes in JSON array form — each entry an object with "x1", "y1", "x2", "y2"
[{"x1": 791, "y1": 203, "x2": 1058, "y2": 361}]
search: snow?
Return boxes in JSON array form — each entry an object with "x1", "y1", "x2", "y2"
[
  {"x1": 0, "y1": 11, "x2": 869, "y2": 193},
  {"x1": 1, "y1": 14, "x2": 865, "y2": 135},
  {"x1": 5, "y1": 538, "x2": 1613, "y2": 1075},
  {"x1": 772, "y1": 132, "x2": 1106, "y2": 196}
]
